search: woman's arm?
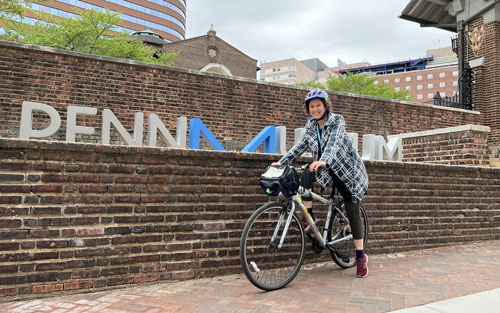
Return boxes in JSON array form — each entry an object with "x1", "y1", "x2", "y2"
[{"x1": 277, "y1": 129, "x2": 309, "y2": 165}]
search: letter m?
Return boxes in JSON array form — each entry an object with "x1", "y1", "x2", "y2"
[{"x1": 376, "y1": 136, "x2": 403, "y2": 161}]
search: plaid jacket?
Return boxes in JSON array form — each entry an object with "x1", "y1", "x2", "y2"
[{"x1": 279, "y1": 112, "x2": 369, "y2": 203}]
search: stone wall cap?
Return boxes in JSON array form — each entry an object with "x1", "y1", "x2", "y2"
[
  {"x1": 388, "y1": 124, "x2": 491, "y2": 140},
  {"x1": 469, "y1": 57, "x2": 485, "y2": 68}
]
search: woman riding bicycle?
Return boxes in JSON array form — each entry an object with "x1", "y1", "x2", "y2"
[{"x1": 272, "y1": 88, "x2": 370, "y2": 278}]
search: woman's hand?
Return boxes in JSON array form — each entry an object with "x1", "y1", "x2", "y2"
[
  {"x1": 271, "y1": 162, "x2": 282, "y2": 166},
  {"x1": 309, "y1": 161, "x2": 326, "y2": 171}
]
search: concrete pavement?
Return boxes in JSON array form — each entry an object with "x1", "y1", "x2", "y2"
[{"x1": 1, "y1": 240, "x2": 499, "y2": 313}]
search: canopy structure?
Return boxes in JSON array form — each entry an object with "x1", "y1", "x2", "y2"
[{"x1": 399, "y1": 0, "x2": 457, "y2": 32}]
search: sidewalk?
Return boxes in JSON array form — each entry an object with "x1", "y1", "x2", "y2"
[{"x1": 1, "y1": 240, "x2": 499, "y2": 313}]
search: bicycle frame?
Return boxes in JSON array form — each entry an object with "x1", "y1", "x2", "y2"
[{"x1": 273, "y1": 187, "x2": 353, "y2": 250}]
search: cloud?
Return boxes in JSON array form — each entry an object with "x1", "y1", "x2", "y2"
[{"x1": 185, "y1": 0, "x2": 453, "y2": 66}]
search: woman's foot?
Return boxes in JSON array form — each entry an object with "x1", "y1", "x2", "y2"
[{"x1": 356, "y1": 254, "x2": 369, "y2": 278}]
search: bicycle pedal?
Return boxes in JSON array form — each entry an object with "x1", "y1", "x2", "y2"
[{"x1": 336, "y1": 252, "x2": 350, "y2": 263}]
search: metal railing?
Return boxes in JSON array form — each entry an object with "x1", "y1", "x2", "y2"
[{"x1": 434, "y1": 62, "x2": 473, "y2": 110}]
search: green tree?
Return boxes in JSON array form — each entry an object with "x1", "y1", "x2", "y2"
[
  {"x1": 0, "y1": 0, "x2": 43, "y2": 19},
  {"x1": 298, "y1": 72, "x2": 412, "y2": 101},
  {"x1": 2, "y1": 8, "x2": 178, "y2": 65}
]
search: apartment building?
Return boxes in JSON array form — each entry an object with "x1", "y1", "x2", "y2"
[
  {"x1": 372, "y1": 65, "x2": 459, "y2": 102},
  {"x1": 352, "y1": 47, "x2": 459, "y2": 103},
  {"x1": 5, "y1": 0, "x2": 186, "y2": 42},
  {"x1": 260, "y1": 58, "x2": 335, "y2": 85}
]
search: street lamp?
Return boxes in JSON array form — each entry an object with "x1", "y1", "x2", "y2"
[{"x1": 451, "y1": 34, "x2": 458, "y2": 55}]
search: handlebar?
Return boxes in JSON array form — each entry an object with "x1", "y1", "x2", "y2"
[{"x1": 291, "y1": 164, "x2": 329, "y2": 175}]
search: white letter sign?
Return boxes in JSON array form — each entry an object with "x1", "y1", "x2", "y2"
[{"x1": 19, "y1": 101, "x2": 61, "y2": 140}]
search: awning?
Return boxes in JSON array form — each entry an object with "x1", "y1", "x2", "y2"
[{"x1": 399, "y1": 0, "x2": 457, "y2": 32}]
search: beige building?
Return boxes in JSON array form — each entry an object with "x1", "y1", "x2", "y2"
[
  {"x1": 260, "y1": 58, "x2": 335, "y2": 85},
  {"x1": 261, "y1": 47, "x2": 458, "y2": 104}
]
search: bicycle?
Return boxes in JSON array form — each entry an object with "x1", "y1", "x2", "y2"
[{"x1": 239, "y1": 166, "x2": 369, "y2": 291}]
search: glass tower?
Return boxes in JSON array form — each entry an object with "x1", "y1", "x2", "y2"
[{"x1": 21, "y1": 0, "x2": 186, "y2": 42}]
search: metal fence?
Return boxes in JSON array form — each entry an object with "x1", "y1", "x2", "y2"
[{"x1": 433, "y1": 62, "x2": 473, "y2": 110}]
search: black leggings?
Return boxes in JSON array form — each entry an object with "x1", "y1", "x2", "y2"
[{"x1": 300, "y1": 166, "x2": 364, "y2": 240}]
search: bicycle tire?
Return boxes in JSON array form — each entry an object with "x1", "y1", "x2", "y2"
[
  {"x1": 327, "y1": 201, "x2": 369, "y2": 268},
  {"x1": 240, "y1": 202, "x2": 306, "y2": 291}
]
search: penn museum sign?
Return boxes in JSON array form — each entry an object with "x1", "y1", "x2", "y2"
[{"x1": 18, "y1": 101, "x2": 403, "y2": 162}]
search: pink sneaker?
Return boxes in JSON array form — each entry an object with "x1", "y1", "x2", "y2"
[{"x1": 356, "y1": 254, "x2": 369, "y2": 278}]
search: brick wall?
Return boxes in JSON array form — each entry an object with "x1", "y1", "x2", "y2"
[
  {"x1": 467, "y1": 17, "x2": 500, "y2": 145},
  {"x1": 0, "y1": 41, "x2": 482, "y2": 152},
  {"x1": 1, "y1": 138, "x2": 499, "y2": 300},
  {"x1": 391, "y1": 125, "x2": 491, "y2": 166}
]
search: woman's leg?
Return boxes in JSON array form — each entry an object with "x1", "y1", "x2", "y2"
[
  {"x1": 344, "y1": 201, "x2": 364, "y2": 242},
  {"x1": 300, "y1": 166, "x2": 317, "y2": 226}
]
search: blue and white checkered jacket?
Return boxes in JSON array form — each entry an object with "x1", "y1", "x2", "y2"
[{"x1": 279, "y1": 112, "x2": 369, "y2": 203}]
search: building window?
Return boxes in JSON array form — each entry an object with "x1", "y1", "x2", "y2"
[
  {"x1": 406, "y1": 77, "x2": 411, "y2": 82},
  {"x1": 288, "y1": 74, "x2": 296, "y2": 78},
  {"x1": 453, "y1": 81, "x2": 458, "y2": 86},
  {"x1": 440, "y1": 82, "x2": 445, "y2": 87},
  {"x1": 395, "y1": 78, "x2": 400, "y2": 83},
  {"x1": 427, "y1": 74, "x2": 433, "y2": 79},
  {"x1": 384, "y1": 79, "x2": 389, "y2": 83},
  {"x1": 272, "y1": 75, "x2": 280, "y2": 80},
  {"x1": 417, "y1": 94, "x2": 423, "y2": 99},
  {"x1": 417, "y1": 75, "x2": 422, "y2": 80},
  {"x1": 453, "y1": 90, "x2": 457, "y2": 96},
  {"x1": 440, "y1": 92, "x2": 446, "y2": 97},
  {"x1": 428, "y1": 83, "x2": 433, "y2": 89},
  {"x1": 439, "y1": 72, "x2": 445, "y2": 78},
  {"x1": 272, "y1": 68, "x2": 281, "y2": 72},
  {"x1": 406, "y1": 86, "x2": 410, "y2": 90},
  {"x1": 453, "y1": 71, "x2": 459, "y2": 76},
  {"x1": 395, "y1": 87, "x2": 400, "y2": 91},
  {"x1": 288, "y1": 66, "x2": 296, "y2": 71},
  {"x1": 428, "y1": 93, "x2": 433, "y2": 99},
  {"x1": 417, "y1": 85, "x2": 422, "y2": 90}
]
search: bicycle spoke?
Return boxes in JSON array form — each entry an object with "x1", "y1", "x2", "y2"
[{"x1": 240, "y1": 203, "x2": 305, "y2": 290}]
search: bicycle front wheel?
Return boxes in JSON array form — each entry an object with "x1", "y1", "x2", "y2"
[
  {"x1": 327, "y1": 202, "x2": 369, "y2": 268},
  {"x1": 240, "y1": 202, "x2": 305, "y2": 291}
]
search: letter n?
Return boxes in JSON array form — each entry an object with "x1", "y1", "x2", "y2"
[
  {"x1": 188, "y1": 118, "x2": 225, "y2": 151},
  {"x1": 242, "y1": 126, "x2": 275, "y2": 153}
]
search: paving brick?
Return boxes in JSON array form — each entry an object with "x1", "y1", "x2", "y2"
[{"x1": 1, "y1": 241, "x2": 498, "y2": 312}]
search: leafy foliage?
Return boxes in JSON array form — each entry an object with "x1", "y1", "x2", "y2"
[
  {"x1": 298, "y1": 72, "x2": 412, "y2": 101},
  {"x1": 0, "y1": 0, "x2": 41, "y2": 19},
  {"x1": 1, "y1": 7, "x2": 178, "y2": 65}
]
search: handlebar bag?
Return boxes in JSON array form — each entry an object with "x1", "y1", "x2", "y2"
[{"x1": 260, "y1": 165, "x2": 299, "y2": 198}]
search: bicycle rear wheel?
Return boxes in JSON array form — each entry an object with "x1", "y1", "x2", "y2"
[
  {"x1": 327, "y1": 202, "x2": 369, "y2": 268},
  {"x1": 240, "y1": 202, "x2": 305, "y2": 291}
]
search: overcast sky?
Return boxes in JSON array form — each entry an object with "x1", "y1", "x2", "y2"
[{"x1": 185, "y1": 0, "x2": 454, "y2": 67}]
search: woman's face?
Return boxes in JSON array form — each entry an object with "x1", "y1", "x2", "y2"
[{"x1": 308, "y1": 99, "x2": 326, "y2": 119}]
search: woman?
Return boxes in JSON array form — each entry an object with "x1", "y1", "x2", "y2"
[{"x1": 272, "y1": 88, "x2": 369, "y2": 278}]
